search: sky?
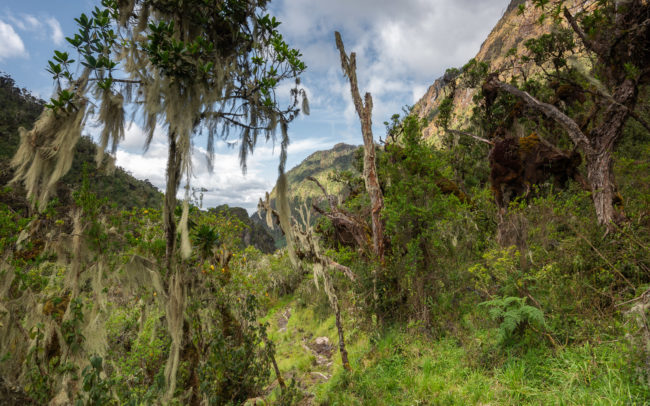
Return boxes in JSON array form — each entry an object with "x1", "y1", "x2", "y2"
[{"x1": 0, "y1": 0, "x2": 511, "y2": 213}]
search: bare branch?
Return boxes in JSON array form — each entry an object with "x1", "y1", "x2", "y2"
[
  {"x1": 324, "y1": 257, "x2": 357, "y2": 282},
  {"x1": 88, "y1": 78, "x2": 142, "y2": 84},
  {"x1": 335, "y1": 32, "x2": 366, "y2": 122},
  {"x1": 307, "y1": 176, "x2": 337, "y2": 208},
  {"x1": 335, "y1": 31, "x2": 385, "y2": 261},
  {"x1": 564, "y1": 7, "x2": 605, "y2": 58},
  {"x1": 446, "y1": 129, "x2": 494, "y2": 146}
]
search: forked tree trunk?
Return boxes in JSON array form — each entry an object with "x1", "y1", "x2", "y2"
[{"x1": 335, "y1": 32, "x2": 385, "y2": 262}]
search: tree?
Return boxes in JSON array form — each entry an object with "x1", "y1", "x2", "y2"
[
  {"x1": 11, "y1": 0, "x2": 307, "y2": 266},
  {"x1": 10, "y1": 0, "x2": 307, "y2": 397},
  {"x1": 335, "y1": 32, "x2": 385, "y2": 261},
  {"x1": 482, "y1": 0, "x2": 650, "y2": 231}
]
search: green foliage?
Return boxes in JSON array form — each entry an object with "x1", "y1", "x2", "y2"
[
  {"x1": 479, "y1": 296, "x2": 546, "y2": 343},
  {"x1": 75, "y1": 356, "x2": 116, "y2": 406},
  {"x1": 193, "y1": 224, "x2": 220, "y2": 260},
  {"x1": 61, "y1": 298, "x2": 85, "y2": 353},
  {"x1": 24, "y1": 324, "x2": 53, "y2": 403},
  {"x1": 42, "y1": 0, "x2": 308, "y2": 178},
  {"x1": 460, "y1": 58, "x2": 489, "y2": 88},
  {"x1": 199, "y1": 295, "x2": 272, "y2": 405},
  {"x1": 106, "y1": 306, "x2": 168, "y2": 403},
  {"x1": 351, "y1": 115, "x2": 486, "y2": 327},
  {"x1": 0, "y1": 195, "x2": 33, "y2": 260},
  {"x1": 0, "y1": 73, "x2": 44, "y2": 160},
  {"x1": 435, "y1": 96, "x2": 454, "y2": 130},
  {"x1": 522, "y1": 28, "x2": 575, "y2": 72}
]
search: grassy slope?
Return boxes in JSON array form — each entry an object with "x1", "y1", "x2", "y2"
[
  {"x1": 264, "y1": 296, "x2": 646, "y2": 405},
  {"x1": 270, "y1": 143, "x2": 359, "y2": 204}
]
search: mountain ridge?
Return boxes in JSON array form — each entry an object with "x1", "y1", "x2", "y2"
[{"x1": 412, "y1": 0, "x2": 577, "y2": 142}]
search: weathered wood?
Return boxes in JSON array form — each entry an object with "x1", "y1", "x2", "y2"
[{"x1": 335, "y1": 31, "x2": 385, "y2": 262}]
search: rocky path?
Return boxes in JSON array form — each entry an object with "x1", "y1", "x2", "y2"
[{"x1": 246, "y1": 305, "x2": 336, "y2": 405}]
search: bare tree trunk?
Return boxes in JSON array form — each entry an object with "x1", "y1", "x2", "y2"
[
  {"x1": 583, "y1": 78, "x2": 637, "y2": 230},
  {"x1": 335, "y1": 32, "x2": 385, "y2": 262}
]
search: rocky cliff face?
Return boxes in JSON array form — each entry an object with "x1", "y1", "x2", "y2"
[{"x1": 412, "y1": 0, "x2": 579, "y2": 142}]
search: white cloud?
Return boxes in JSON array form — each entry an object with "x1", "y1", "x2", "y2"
[
  {"x1": 7, "y1": 13, "x2": 65, "y2": 46},
  {"x1": 272, "y1": 0, "x2": 510, "y2": 126},
  {"x1": 8, "y1": 14, "x2": 39, "y2": 31},
  {"x1": 111, "y1": 121, "x2": 296, "y2": 212},
  {"x1": 46, "y1": 17, "x2": 64, "y2": 46},
  {"x1": 0, "y1": 20, "x2": 27, "y2": 61}
]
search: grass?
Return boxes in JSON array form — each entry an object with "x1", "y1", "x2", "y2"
[{"x1": 264, "y1": 297, "x2": 649, "y2": 405}]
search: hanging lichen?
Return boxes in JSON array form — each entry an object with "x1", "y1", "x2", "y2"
[
  {"x1": 95, "y1": 88, "x2": 125, "y2": 167},
  {"x1": 11, "y1": 73, "x2": 89, "y2": 210}
]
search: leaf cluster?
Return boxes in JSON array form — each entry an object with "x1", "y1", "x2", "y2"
[{"x1": 479, "y1": 296, "x2": 547, "y2": 343}]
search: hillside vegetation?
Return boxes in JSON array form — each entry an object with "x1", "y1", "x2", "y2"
[{"x1": 1, "y1": 0, "x2": 649, "y2": 405}]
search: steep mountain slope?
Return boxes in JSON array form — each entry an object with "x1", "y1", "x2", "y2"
[{"x1": 412, "y1": 0, "x2": 579, "y2": 142}]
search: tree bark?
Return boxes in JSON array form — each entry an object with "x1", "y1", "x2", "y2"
[
  {"x1": 162, "y1": 131, "x2": 185, "y2": 400},
  {"x1": 583, "y1": 78, "x2": 637, "y2": 229},
  {"x1": 335, "y1": 31, "x2": 385, "y2": 262},
  {"x1": 334, "y1": 301, "x2": 351, "y2": 371},
  {"x1": 164, "y1": 131, "x2": 182, "y2": 272},
  {"x1": 586, "y1": 149, "x2": 621, "y2": 231}
]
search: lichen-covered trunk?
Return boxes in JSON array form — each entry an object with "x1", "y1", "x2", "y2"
[
  {"x1": 335, "y1": 31, "x2": 385, "y2": 262},
  {"x1": 164, "y1": 131, "x2": 182, "y2": 272},
  {"x1": 586, "y1": 78, "x2": 637, "y2": 230},
  {"x1": 163, "y1": 130, "x2": 185, "y2": 400},
  {"x1": 360, "y1": 101, "x2": 385, "y2": 262},
  {"x1": 586, "y1": 148, "x2": 622, "y2": 231},
  {"x1": 164, "y1": 272, "x2": 185, "y2": 401}
]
